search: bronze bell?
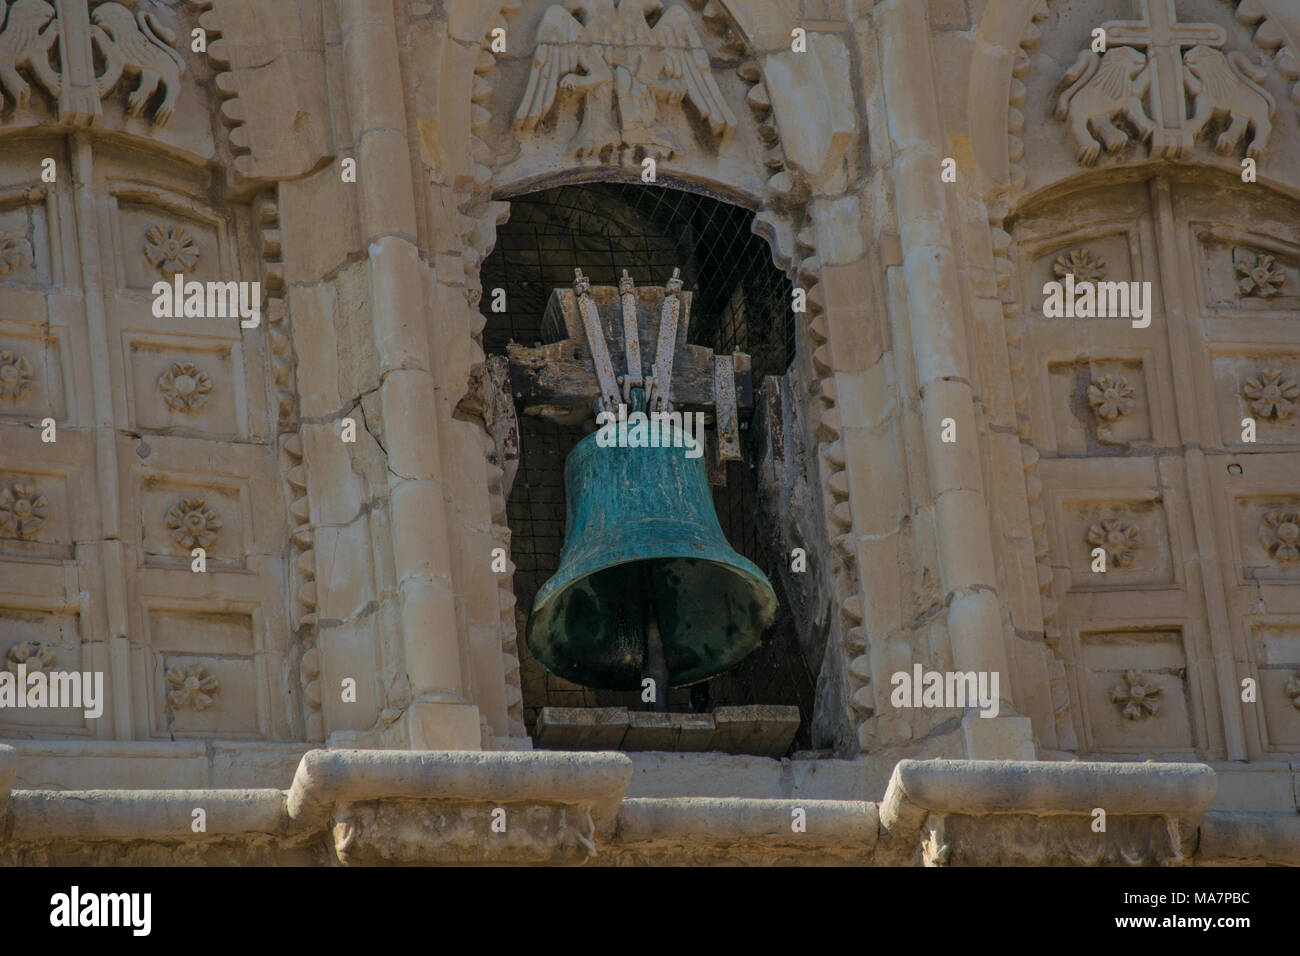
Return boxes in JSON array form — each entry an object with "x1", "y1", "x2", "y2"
[{"x1": 526, "y1": 415, "x2": 778, "y2": 692}]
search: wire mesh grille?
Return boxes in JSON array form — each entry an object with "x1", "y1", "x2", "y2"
[{"x1": 482, "y1": 183, "x2": 812, "y2": 751}]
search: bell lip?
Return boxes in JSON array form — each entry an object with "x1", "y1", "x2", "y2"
[{"x1": 525, "y1": 554, "x2": 778, "y2": 691}]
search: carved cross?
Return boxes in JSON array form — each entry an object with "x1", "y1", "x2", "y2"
[{"x1": 1102, "y1": 0, "x2": 1226, "y2": 155}]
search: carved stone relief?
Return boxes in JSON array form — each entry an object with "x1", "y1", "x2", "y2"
[
  {"x1": 0, "y1": 479, "x2": 46, "y2": 537},
  {"x1": 6, "y1": 640, "x2": 53, "y2": 673},
  {"x1": 165, "y1": 664, "x2": 220, "y2": 712},
  {"x1": 0, "y1": 349, "x2": 33, "y2": 400},
  {"x1": 157, "y1": 361, "x2": 211, "y2": 412},
  {"x1": 91, "y1": 3, "x2": 186, "y2": 126},
  {"x1": 1079, "y1": 630, "x2": 1195, "y2": 754},
  {"x1": 1259, "y1": 509, "x2": 1300, "y2": 564},
  {"x1": 165, "y1": 496, "x2": 221, "y2": 551},
  {"x1": 0, "y1": 0, "x2": 186, "y2": 125},
  {"x1": 1054, "y1": 247, "x2": 1107, "y2": 283},
  {"x1": 1243, "y1": 369, "x2": 1297, "y2": 421},
  {"x1": 143, "y1": 223, "x2": 200, "y2": 278},
  {"x1": 1236, "y1": 253, "x2": 1286, "y2": 298},
  {"x1": 1110, "y1": 669, "x2": 1163, "y2": 720},
  {"x1": 1087, "y1": 376, "x2": 1136, "y2": 423},
  {"x1": 0, "y1": 229, "x2": 31, "y2": 275},
  {"x1": 513, "y1": 2, "x2": 736, "y2": 161},
  {"x1": 1087, "y1": 517, "x2": 1142, "y2": 569},
  {"x1": 0, "y1": 0, "x2": 60, "y2": 113},
  {"x1": 1051, "y1": 3, "x2": 1279, "y2": 164}
]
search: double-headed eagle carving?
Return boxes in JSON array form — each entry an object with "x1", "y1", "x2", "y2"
[{"x1": 514, "y1": 0, "x2": 737, "y2": 160}]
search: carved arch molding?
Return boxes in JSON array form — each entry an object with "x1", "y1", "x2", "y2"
[{"x1": 444, "y1": 0, "x2": 873, "y2": 750}]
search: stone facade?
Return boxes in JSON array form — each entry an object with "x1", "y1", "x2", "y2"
[{"x1": 0, "y1": 0, "x2": 1298, "y2": 865}]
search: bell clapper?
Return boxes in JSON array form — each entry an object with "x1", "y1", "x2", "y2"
[{"x1": 641, "y1": 565, "x2": 669, "y2": 713}]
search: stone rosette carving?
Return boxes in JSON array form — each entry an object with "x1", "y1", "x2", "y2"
[
  {"x1": 6, "y1": 640, "x2": 54, "y2": 674},
  {"x1": 1087, "y1": 376, "x2": 1134, "y2": 422},
  {"x1": 0, "y1": 349, "x2": 34, "y2": 400},
  {"x1": 143, "y1": 224, "x2": 199, "y2": 278},
  {"x1": 1087, "y1": 517, "x2": 1141, "y2": 569},
  {"x1": 1259, "y1": 510, "x2": 1300, "y2": 565},
  {"x1": 1110, "y1": 669, "x2": 1162, "y2": 721},
  {"x1": 0, "y1": 232, "x2": 33, "y2": 276},
  {"x1": 166, "y1": 497, "x2": 221, "y2": 550},
  {"x1": 1243, "y1": 369, "x2": 1298, "y2": 421},
  {"x1": 166, "y1": 664, "x2": 219, "y2": 711},
  {"x1": 0, "y1": 481, "x2": 47, "y2": 537},
  {"x1": 1053, "y1": 248, "x2": 1106, "y2": 283},
  {"x1": 157, "y1": 361, "x2": 211, "y2": 412},
  {"x1": 1236, "y1": 253, "x2": 1286, "y2": 298}
]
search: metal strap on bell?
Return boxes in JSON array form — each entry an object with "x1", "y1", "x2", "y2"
[{"x1": 526, "y1": 269, "x2": 778, "y2": 693}]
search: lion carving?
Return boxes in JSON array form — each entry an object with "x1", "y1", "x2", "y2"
[
  {"x1": 1055, "y1": 46, "x2": 1155, "y2": 166},
  {"x1": 0, "y1": 0, "x2": 61, "y2": 112},
  {"x1": 1183, "y1": 45, "x2": 1275, "y2": 159},
  {"x1": 91, "y1": 3, "x2": 185, "y2": 126}
]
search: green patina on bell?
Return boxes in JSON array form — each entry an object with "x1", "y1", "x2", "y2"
[{"x1": 527, "y1": 417, "x2": 777, "y2": 691}]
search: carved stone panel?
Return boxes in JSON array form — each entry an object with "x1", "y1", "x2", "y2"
[
  {"x1": 0, "y1": 327, "x2": 65, "y2": 423},
  {"x1": 1250, "y1": 619, "x2": 1300, "y2": 752},
  {"x1": 1194, "y1": 229, "x2": 1299, "y2": 315},
  {"x1": 1235, "y1": 494, "x2": 1300, "y2": 583},
  {"x1": 0, "y1": 470, "x2": 71, "y2": 561},
  {"x1": 1210, "y1": 348, "x2": 1300, "y2": 447},
  {"x1": 0, "y1": 609, "x2": 89, "y2": 734},
  {"x1": 125, "y1": 337, "x2": 241, "y2": 437},
  {"x1": 138, "y1": 475, "x2": 244, "y2": 571},
  {"x1": 115, "y1": 203, "x2": 226, "y2": 291},
  {"x1": 1077, "y1": 629, "x2": 1197, "y2": 756},
  {"x1": 142, "y1": 609, "x2": 265, "y2": 739},
  {"x1": 0, "y1": 203, "x2": 44, "y2": 285},
  {"x1": 1051, "y1": 490, "x2": 1177, "y2": 590},
  {"x1": 1046, "y1": 357, "x2": 1155, "y2": 454},
  {"x1": 1020, "y1": 223, "x2": 1144, "y2": 321},
  {"x1": 150, "y1": 651, "x2": 261, "y2": 738}
]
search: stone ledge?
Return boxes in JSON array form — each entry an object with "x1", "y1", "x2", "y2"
[
  {"x1": 878, "y1": 759, "x2": 1219, "y2": 866},
  {"x1": 289, "y1": 750, "x2": 633, "y2": 865},
  {"x1": 2, "y1": 747, "x2": 1284, "y2": 866},
  {"x1": 1198, "y1": 811, "x2": 1300, "y2": 865},
  {"x1": 617, "y1": 797, "x2": 877, "y2": 849},
  {"x1": 881, "y1": 759, "x2": 1218, "y2": 823},
  {"x1": 286, "y1": 749, "x2": 633, "y2": 835},
  {"x1": 0, "y1": 739, "x2": 313, "y2": 790},
  {"x1": 7, "y1": 788, "x2": 290, "y2": 843}
]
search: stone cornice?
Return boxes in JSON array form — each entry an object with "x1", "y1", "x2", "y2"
[{"x1": 3, "y1": 745, "x2": 1273, "y2": 866}]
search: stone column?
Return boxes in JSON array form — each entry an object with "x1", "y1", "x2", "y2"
[
  {"x1": 336, "y1": 0, "x2": 479, "y2": 750},
  {"x1": 873, "y1": 1, "x2": 1032, "y2": 759}
]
